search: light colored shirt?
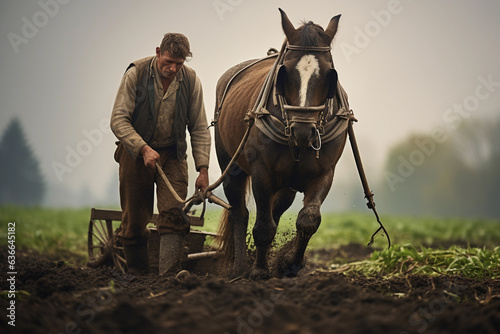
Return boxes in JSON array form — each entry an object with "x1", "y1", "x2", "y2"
[{"x1": 111, "y1": 57, "x2": 211, "y2": 170}]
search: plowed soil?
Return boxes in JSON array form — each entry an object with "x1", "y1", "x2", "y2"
[{"x1": 1, "y1": 245, "x2": 499, "y2": 334}]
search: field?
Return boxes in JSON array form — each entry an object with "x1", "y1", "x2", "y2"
[{"x1": 1, "y1": 206, "x2": 500, "y2": 333}]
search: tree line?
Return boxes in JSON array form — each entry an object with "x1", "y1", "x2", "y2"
[{"x1": 378, "y1": 118, "x2": 500, "y2": 219}]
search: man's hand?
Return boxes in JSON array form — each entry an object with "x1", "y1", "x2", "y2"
[
  {"x1": 141, "y1": 145, "x2": 160, "y2": 168},
  {"x1": 195, "y1": 167, "x2": 209, "y2": 192}
]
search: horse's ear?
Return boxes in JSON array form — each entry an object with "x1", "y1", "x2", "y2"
[
  {"x1": 276, "y1": 65, "x2": 287, "y2": 97},
  {"x1": 327, "y1": 69, "x2": 338, "y2": 99},
  {"x1": 325, "y1": 14, "x2": 341, "y2": 43},
  {"x1": 279, "y1": 8, "x2": 296, "y2": 41}
]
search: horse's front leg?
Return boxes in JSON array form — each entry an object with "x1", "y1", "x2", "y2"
[
  {"x1": 275, "y1": 169, "x2": 334, "y2": 277},
  {"x1": 250, "y1": 171, "x2": 276, "y2": 280}
]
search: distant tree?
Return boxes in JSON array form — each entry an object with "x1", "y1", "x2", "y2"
[
  {"x1": 378, "y1": 118, "x2": 500, "y2": 219},
  {"x1": 475, "y1": 120, "x2": 500, "y2": 218},
  {"x1": 0, "y1": 117, "x2": 45, "y2": 205},
  {"x1": 379, "y1": 133, "x2": 461, "y2": 216}
]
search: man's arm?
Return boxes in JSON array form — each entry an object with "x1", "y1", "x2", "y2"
[
  {"x1": 187, "y1": 75, "x2": 211, "y2": 172},
  {"x1": 110, "y1": 66, "x2": 148, "y2": 159}
]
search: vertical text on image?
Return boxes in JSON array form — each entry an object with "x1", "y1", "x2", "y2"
[{"x1": 6, "y1": 222, "x2": 17, "y2": 327}]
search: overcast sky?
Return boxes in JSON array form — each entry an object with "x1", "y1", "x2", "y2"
[{"x1": 1, "y1": 0, "x2": 499, "y2": 207}]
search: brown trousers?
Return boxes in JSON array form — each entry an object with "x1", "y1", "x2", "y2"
[{"x1": 114, "y1": 143, "x2": 190, "y2": 247}]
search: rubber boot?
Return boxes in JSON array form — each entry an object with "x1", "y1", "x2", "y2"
[
  {"x1": 159, "y1": 234, "x2": 184, "y2": 277},
  {"x1": 124, "y1": 243, "x2": 150, "y2": 275}
]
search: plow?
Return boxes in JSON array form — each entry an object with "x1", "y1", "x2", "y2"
[
  {"x1": 87, "y1": 163, "x2": 230, "y2": 274},
  {"x1": 87, "y1": 207, "x2": 219, "y2": 275},
  {"x1": 87, "y1": 39, "x2": 390, "y2": 275}
]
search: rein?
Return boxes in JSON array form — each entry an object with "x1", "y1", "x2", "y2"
[{"x1": 277, "y1": 44, "x2": 334, "y2": 156}]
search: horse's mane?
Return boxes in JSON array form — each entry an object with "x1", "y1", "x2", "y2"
[{"x1": 297, "y1": 21, "x2": 330, "y2": 47}]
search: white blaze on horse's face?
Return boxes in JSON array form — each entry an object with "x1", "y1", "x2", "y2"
[{"x1": 295, "y1": 54, "x2": 320, "y2": 106}]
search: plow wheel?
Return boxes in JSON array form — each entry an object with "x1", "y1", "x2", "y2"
[
  {"x1": 87, "y1": 209, "x2": 221, "y2": 275},
  {"x1": 87, "y1": 217, "x2": 127, "y2": 273}
]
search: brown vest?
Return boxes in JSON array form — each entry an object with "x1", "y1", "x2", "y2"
[{"x1": 126, "y1": 56, "x2": 196, "y2": 161}]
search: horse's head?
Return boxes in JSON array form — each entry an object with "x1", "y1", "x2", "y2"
[{"x1": 276, "y1": 9, "x2": 340, "y2": 148}]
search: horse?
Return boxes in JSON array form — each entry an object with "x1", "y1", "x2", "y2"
[{"x1": 214, "y1": 9, "x2": 352, "y2": 280}]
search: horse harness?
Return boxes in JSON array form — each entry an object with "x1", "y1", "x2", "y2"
[
  {"x1": 212, "y1": 42, "x2": 390, "y2": 249},
  {"x1": 275, "y1": 44, "x2": 347, "y2": 153},
  {"x1": 213, "y1": 42, "x2": 354, "y2": 161}
]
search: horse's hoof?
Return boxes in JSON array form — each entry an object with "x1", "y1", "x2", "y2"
[
  {"x1": 249, "y1": 268, "x2": 270, "y2": 281},
  {"x1": 274, "y1": 256, "x2": 305, "y2": 278},
  {"x1": 280, "y1": 264, "x2": 304, "y2": 278},
  {"x1": 229, "y1": 264, "x2": 250, "y2": 280}
]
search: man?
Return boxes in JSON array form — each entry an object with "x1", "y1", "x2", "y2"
[{"x1": 110, "y1": 33, "x2": 211, "y2": 276}]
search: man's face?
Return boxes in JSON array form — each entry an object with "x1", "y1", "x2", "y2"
[{"x1": 156, "y1": 48, "x2": 185, "y2": 80}]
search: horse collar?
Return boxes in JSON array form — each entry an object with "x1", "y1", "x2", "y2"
[{"x1": 246, "y1": 42, "x2": 352, "y2": 161}]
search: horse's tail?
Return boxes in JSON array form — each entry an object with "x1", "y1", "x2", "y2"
[
  {"x1": 215, "y1": 177, "x2": 251, "y2": 265},
  {"x1": 215, "y1": 208, "x2": 234, "y2": 263}
]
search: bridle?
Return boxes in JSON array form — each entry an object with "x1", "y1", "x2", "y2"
[
  {"x1": 276, "y1": 44, "x2": 335, "y2": 151},
  {"x1": 213, "y1": 41, "x2": 352, "y2": 159},
  {"x1": 240, "y1": 42, "x2": 351, "y2": 160}
]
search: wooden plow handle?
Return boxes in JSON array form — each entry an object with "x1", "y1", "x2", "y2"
[{"x1": 155, "y1": 162, "x2": 232, "y2": 214}]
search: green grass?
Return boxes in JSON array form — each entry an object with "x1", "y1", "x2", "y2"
[
  {"x1": 0, "y1": 206, "x2": 91, "y2": 264},
  {"x1": 270, "y1": 212, "x2": 500, "y2": 250},
  {"x1": 1, "y1": 206, "x2": 500, "y2": 277},
  {"x1": 334, "y1": 244, "x2": 500, "y2": 279}
]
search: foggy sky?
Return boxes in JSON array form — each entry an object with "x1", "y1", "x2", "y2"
[{"x1": 1, "y1": 0, "x2": 499, "y2": 207}]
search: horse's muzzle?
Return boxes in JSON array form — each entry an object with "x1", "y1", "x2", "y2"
[
  {"x1": 284, "y1": 106, "x2": 323, "y2": 148},
  {"x1": 289, "y1": 121, "x2": 317, "y2": 148}
]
